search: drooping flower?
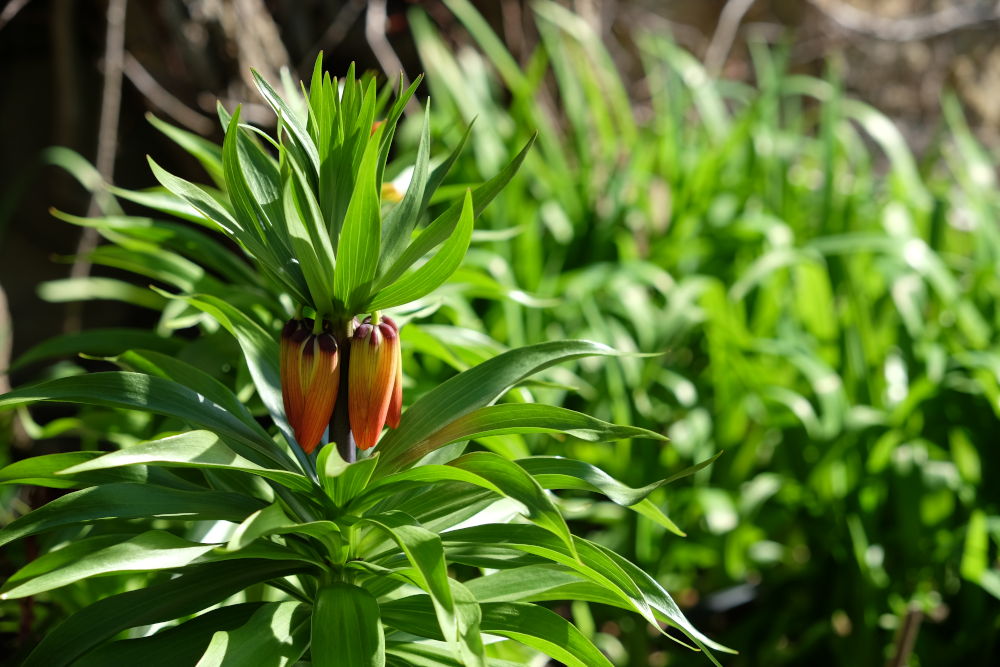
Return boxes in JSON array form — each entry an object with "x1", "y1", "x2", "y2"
[
  {"x1": 280, "y1": 318, "x2": 340, "y2": 454},
  {"x1": 348, "y1": 316, "x2": 401, "y2": 450}
]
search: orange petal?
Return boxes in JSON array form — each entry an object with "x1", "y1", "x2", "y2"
[
  {"x1": 349, "y1": 322, "x2": 398, "y2": 450},
  {"x1": 383, "y1": 318, "x2": 403, "y2": 429},
  {"x1": 280, "y1": 319, "x2": 309, "y2": 432},
  {"x1": 295, "y1": 333, "x2": 340, "y2": 454}
]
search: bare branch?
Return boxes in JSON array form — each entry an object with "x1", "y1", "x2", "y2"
[
  {"x1": 366, "y1": 0, "x2": 419, "y2": 115},
  {"x1": 65, "y1": 0, "x2": 127, "y2": 334},
  {"x1": 0, "y1": 0, "x2": 31, "y2": 33},
  {"x1": 124, "y1": 52, "x2": 214, "y2": 135},
  {"x1": 705, "y1": 0, "x2": 756, "y2": 75},
  {"x1": 809, "y1": 0, "x2": 1000, "y2": 41}
]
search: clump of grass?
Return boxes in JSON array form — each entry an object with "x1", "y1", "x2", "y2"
[{"x1": 407, "y1": 1, "x2": 1000, "y2": 663}]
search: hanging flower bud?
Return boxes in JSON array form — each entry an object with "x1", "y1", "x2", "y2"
[
  {"x1": 349, "y1": 316, "x2": 400, "y2": 450},
  {"x1": 383, "y1": 317, "x2": 403, "y2": 429},
  {"x1": 280, "y1": 319, "x2": 340, "y2": 454}
]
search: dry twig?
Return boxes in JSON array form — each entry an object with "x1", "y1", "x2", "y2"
[
  {"x1": 124, "y1": 52, "x2": 214, "y2": 135},
  {"x1": 705, "y1": 0, "x2": 757, "y2": 75},
  {"x1": 810, "y1": 0, "x2": 1000, "y2": 41},
  {"x1": 0, "y1": 0, "x2": 31, "y2": 32},
  {"x1": 65, "y1": 0, "x2": 127, "y2": 334}
]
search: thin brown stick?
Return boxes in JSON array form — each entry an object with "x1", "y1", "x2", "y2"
[
  {"x1": 887, "y1": 604, "x2": 923, "y2": 667},
  {"x1": 810, "y1": 0, "x2": 1000, "y2": 41},
  {"x1": 366, "y1": 0, "x2": 419, "y2": 115},
  {"x1": 124, "y1": 52, "x2": 213, "y2": 135},
  {"x1": 0, "y1": 0, "x2": 31, "y2": 32},
  {"x1": 705, "y1": 0, "x2": 756, "y2": 75},
  {"x1": 65, "y1": 0, "x2": 127, "y2": 334},
  {"x1": 0, "y1": 282, "x2": 30, "y2": 454}
]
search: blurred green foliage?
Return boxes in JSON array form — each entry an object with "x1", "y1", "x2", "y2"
[{"x1": 395, "y1": 0, "x2": 1000, "y2": 664}]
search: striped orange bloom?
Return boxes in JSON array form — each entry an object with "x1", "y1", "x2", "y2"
[
  {"x1": 280, "y1": 319, "x2": 340, "y2": 454},
  {"x1": 348, "y1": 316, "x2": 402, "y2": 451}
]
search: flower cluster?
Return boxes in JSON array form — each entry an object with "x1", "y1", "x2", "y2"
[{"x1": 279, "y1": 316, "x2": 401, "y2": 454}]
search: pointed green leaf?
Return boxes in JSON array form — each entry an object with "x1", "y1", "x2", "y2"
[
  {"x1": 38, "y1": 277, "x2": 167, "y2": 310},
  {"x1": 367, "y1": 189, "x2": 474, "y2": 310},
  {"x1": 59, "y1": 431, "x2": 312, "y2": 493},
  {"x1": 197, "y1": 601, "x2": 310, "y2": 667},
  {"x1": 0, "y1": 483, "x2": 263, "y2": 548},
  {"x1": 1, "y1": 530, "x2": 217, "y2": 599},
  {"x1": 0, "y1": 452, "x2": 145, "y2": 489},
  {"x1": 381, "y1": 596, "x2": 610, "y2": 667},
  {"x1": 180, "y1": 294, "x2": 296, "y2": 453},
  {"x1": 362, "y1": 512, "x2": 483, "y2": 663},
  {"x1": 312, "y1": 583, "x2": 385, "y2": 667},
  {"x1": 147, "y1": 112, "x2": 225, "y2": 187},
  {"x1": 334, "y1": 133, "x2": 382, "y2": 311},
  {"x1": 74, "y1": 604, "x2": 267, "y2": 667},
  {"x1": 0, "y1": 372, "x2": 291, "y2": 470},
  {"x1": 377, "y1": 135, "x2": 534, "y2": 289},
  {"x1": 316, "y1": 444, "x2": 379, "y2": 506},
  {"x1": 374, "y1": 340, "x2": 617, "y2": 474},
  {"x1": 9, "y1": 328, "x2": 181, "y2": 372},
  {"x1": 378, "y1": 103, "x2": 432, "y2": 273},
  {"x1": 385, "y1": 403, "x2": 666, "y2": 471},
  {"x1": 359, "y1": 452, "x2": 574, "y2": 558},
  {"x1": 22, "y1": 560, "x2": 308, "y2": 667},
  {"x1": 115, "y1": 350, "x2": 260, "y2": 431}
]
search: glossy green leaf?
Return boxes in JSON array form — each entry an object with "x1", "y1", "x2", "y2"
[
  {"x1": 462, "y1": 564, "x2": 586, "y2": 602},
  {"x1": 0, "y1": 452, "x2": 145, "y2": 489},
  {"x1": 317, "y1": 443, "x2": 379, "y2": 506},
  {"x1": 381, "y1": 595, "x2": 610, "y2": 667},
  {"x1": 38, "y1": 277, "x2": 167, "y2": 310},
  {"x1": 114, "y1": 349, "x2": 259, "y2": 430},
  {"x1": 197, "y1": 601, "x2": 310, "y2": 667},
  {"x1": 442, "y1": 524, "x2": 727, "y2": 660},
  {"x1": 251, "y1": 68, "x2": 320, "y2": 178},
  {"x1": 334, "y1": 131, "x2": 381, "y2": 311},
  {"x1": 378, "y1": 103, "x2": 432, "y2": 275},
  {"x1": 283, "y1": 153, "x2": 337, "y2": 312},
  {"x1": 385, "y1": 403, "x2": 666, "y2": 471},
  {"x1": 375, "y1": 340, "x2": 617, "y2": 474},
  {"x1": 51, "y1": 209, "x2": 258, "y2": 286},
  {"x1": 385, "y1": 642, "x2": 521, "y2": 667},
  {"x1": 148, "y1": 157, "x2": 244, "y2": 240},
  {"x1": 367, "y1": 189, "x2": 474, "y2": 311},
  {"x1": 376, "y1": 135, "x2": 535, "y2": 289},
  {"x1": 147, "y1": 112, "x2": 225, "y2": 187},
  {"x1": 1, "y1": 530, "x2": 217, "y2": 599},
  {"x1": 517, "y1": 454, "x2": 722, "y2": 536},
  {"x1": 362, "y1": 511, "x2": 484, "y2": 663},
  {"x1": 59, "y1": 431, "x2": 312, "y2": 493},
  {"x1": 22, "y1": 559, "x2": 307, "y2": 667},
  {"x1": 0, "y1": 371, "x2": 291, "y2": 470},
  {"x1": 0, "y1": 483, "x2": 264, "y2": 548},
  {"x1": 227, "y1": 502, "x2": 342, "y2": 555},
  {"x1": 180, "y1": 294, "x2": 297, "y2": 455},
  {"x1": 312, "y1": 583, "x2": 385, "y2": 667},
  {"x1": 9, "y1": 328, "x2": 181, "y2": 372},
  {"x1": 360, "y1": 452, "x2": 574, "y2": 557},
  {"x1": 74, "y1": 604, "x2": 267, "y2": 667}
]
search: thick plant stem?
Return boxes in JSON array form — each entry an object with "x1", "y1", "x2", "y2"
[{"x1": 330, "y1": 318, "x2": 356, "y2": 463}]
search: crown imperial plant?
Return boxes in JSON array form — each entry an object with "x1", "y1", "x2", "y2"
[{"x1": 0, "y1": 54, "x2": 728, "y2": 667}]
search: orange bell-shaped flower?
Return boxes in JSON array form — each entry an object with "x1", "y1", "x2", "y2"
[
  {"x1": 280, "y1": 319, "x2": 340, "y2": 454},
  {"x1": 348, "y1": 316, "x2": 401, "y2": 450}
]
